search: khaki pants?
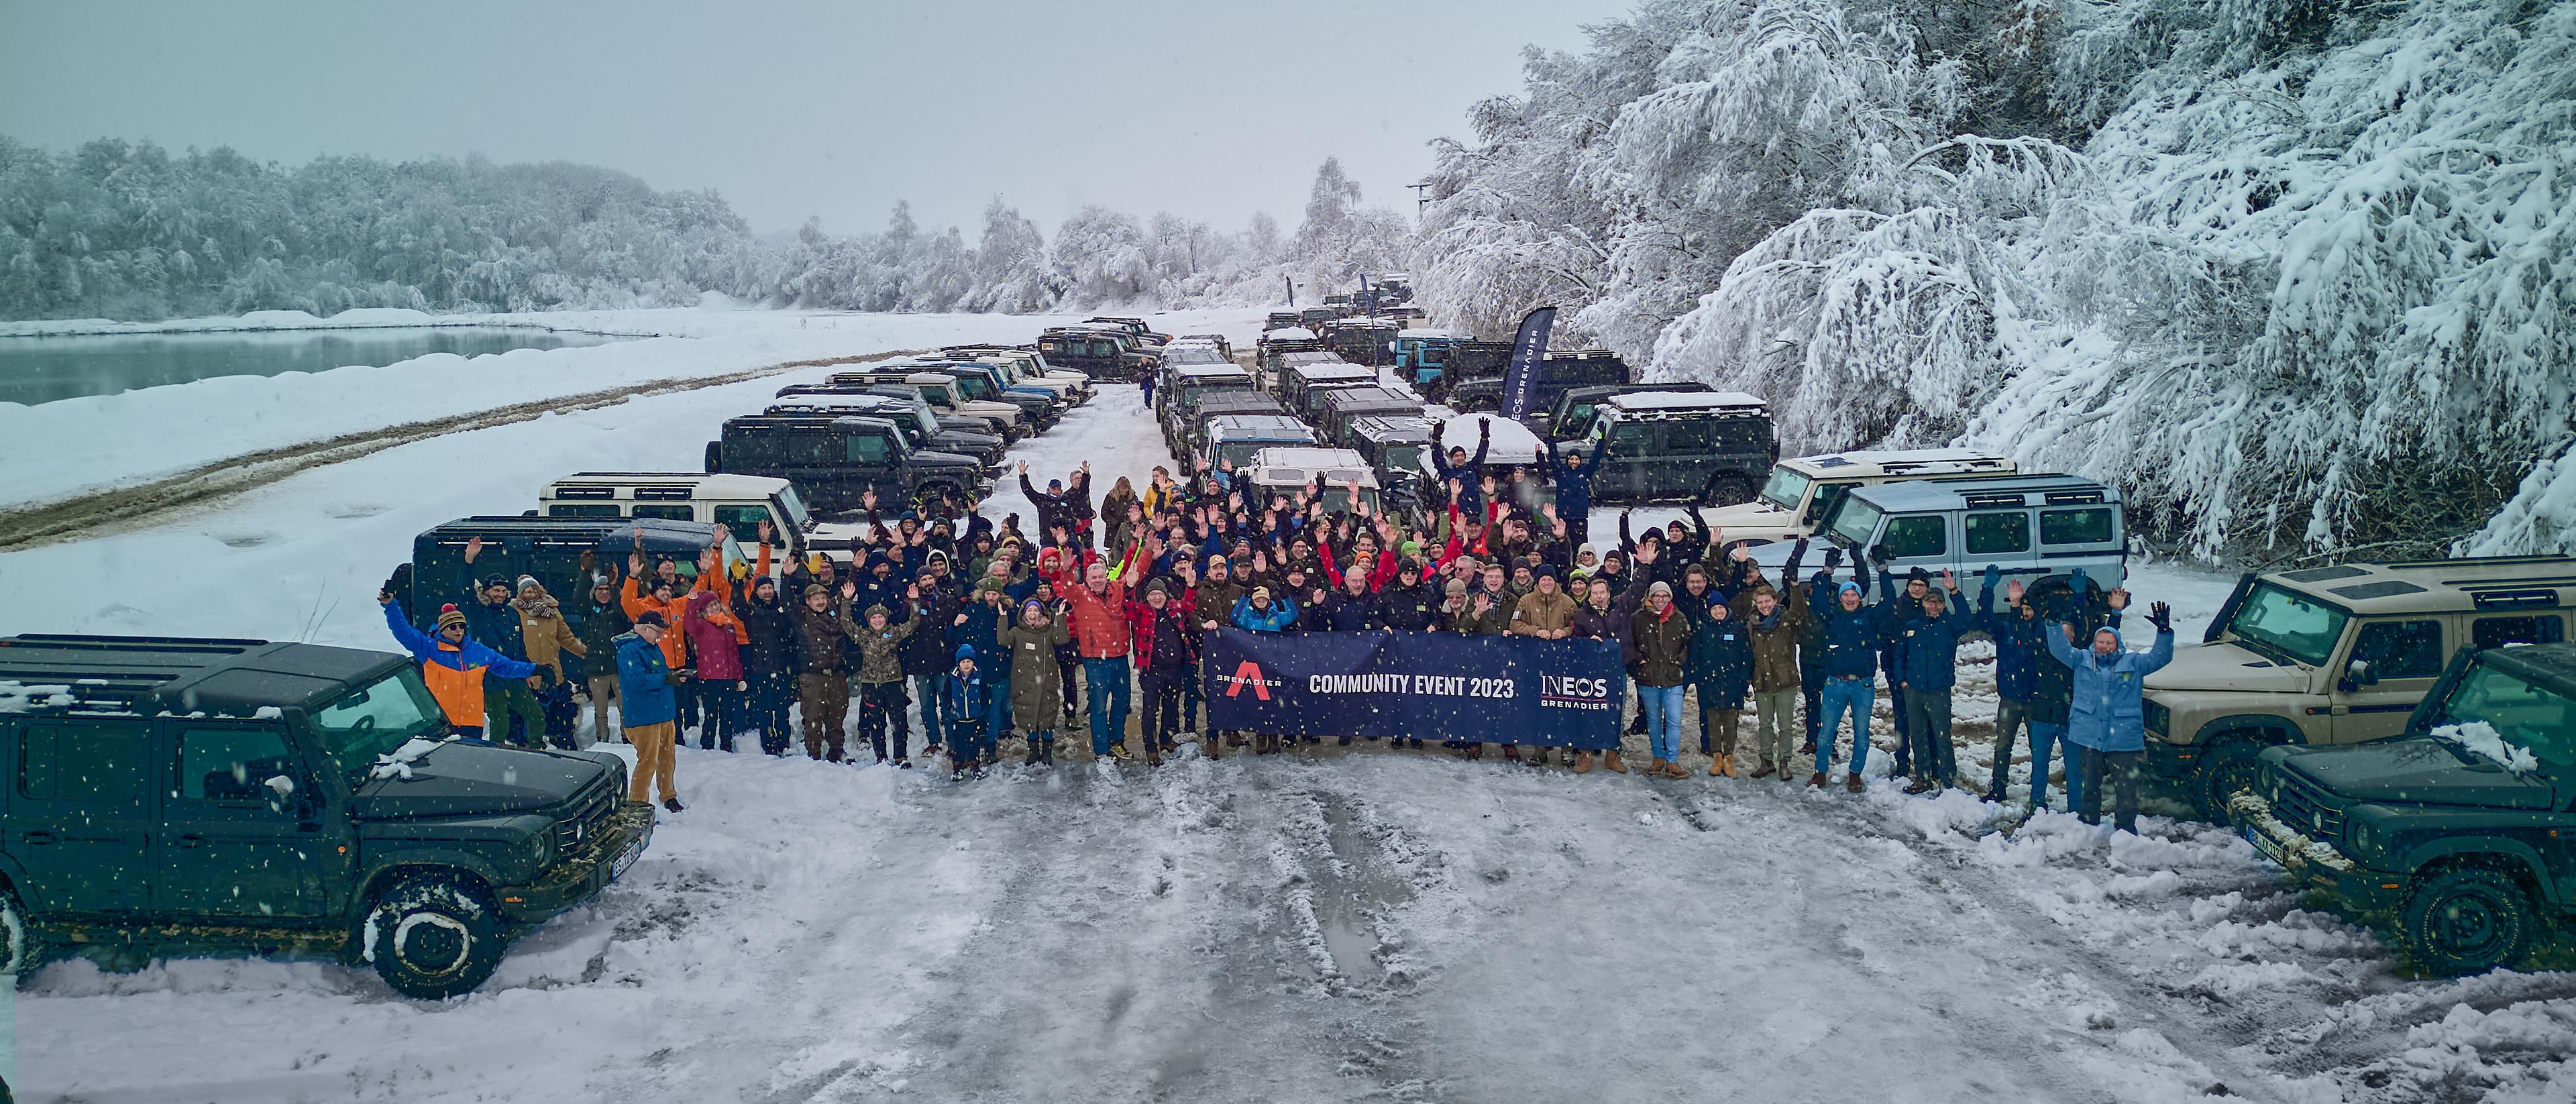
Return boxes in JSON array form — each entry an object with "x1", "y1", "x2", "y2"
[
  {"x1": 798, "y1": 671, "x2": 851, "y2": 759},
  {"x1": 586, "y1": 675, "x2": 621, "y2": 743},
  {"x1": 626, "y1": 720, "x2": 677, "y2": 803},
  {"x1": 1752, "y1": 688, "x2": 1799, "y2": 767}
]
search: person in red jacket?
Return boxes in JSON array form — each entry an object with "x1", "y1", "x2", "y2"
[
  {"x1": 682, "y1": 586, "x2": 748, "y2": 752},
  {"x1": 1127, "y1": 577, "x2": 1199, "y2": 765},
  {"x1": 1048, "y1": 555, "x2": 1134, "y2": 761}
]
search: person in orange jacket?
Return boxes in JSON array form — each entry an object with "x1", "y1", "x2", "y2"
[{"x1": 380, "y1": 593, "x2": 540, "y2": 740}]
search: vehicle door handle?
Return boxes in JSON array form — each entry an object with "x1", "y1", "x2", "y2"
[
  {"x1": 175, "y1": 834, "x2": 207, "y2": 849},
  {"x1": 20, "y1": 831, "x2": 54, "y2": 845}
]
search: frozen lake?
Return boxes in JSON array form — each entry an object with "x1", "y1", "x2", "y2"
[{"x1": 0, "y1": 325, "x2": 630, "y2": 405}]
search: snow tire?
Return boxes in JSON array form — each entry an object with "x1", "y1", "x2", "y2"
[
  {"x1": 366, "y1": 874, "x2": 506, "y2": 1000},
  {"x1": 2399, "y1": 867, "x2": 2538, "y2": 977}
]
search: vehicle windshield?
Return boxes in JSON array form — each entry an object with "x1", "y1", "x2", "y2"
[
  {"x1": 916, "y1": 386, "x2": 953, "y2": 410},
  {"x1": 313, "y1": 669, "x2": 445, "y2": 782},
  {"x1": 2436, "y1": 663, "x2": 2576, "y2": 768},
  {"x1": 1828, "y1": 498, "x2": 1883, "y2": 546},
  {"x1": 1220, "y1": 443, "x2": 1270, "y2": 469},
  {"x1": 1760, "y1": 467, "x2": 1811, "y2": 512},
  {"x1": 953, "y1": 374, "x2": 994, "y2": 399},
  {"x1": 2226, "y1": 582, "x2": 2350, "y2": 667},
  {"x1": 773, "y1": 486, "x2": 813, "y2": 531}
]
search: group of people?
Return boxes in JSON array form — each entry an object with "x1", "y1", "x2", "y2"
[{"x1": 380, "y1": 427, "x2": 2178, "y2": 834}]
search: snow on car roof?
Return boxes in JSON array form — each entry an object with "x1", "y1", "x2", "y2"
[
  {"x1": 1398, "y1": 328, "x2": 1460, "y2": 338},
  {"x1": 1434, "y1": 412, "x2": 1544, "y2": 465},
  {"x1": 1606, "y1": 390, "x2": 1768, "y2": 412},
  {"x1": 1264, "y1": 327, "x2": 1316, "y2": 339},
  {"x1": 1790, "y1": 448, "x2": 2015, "y2": 473}
]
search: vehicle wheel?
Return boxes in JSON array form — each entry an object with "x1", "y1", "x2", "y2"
[
  {"x1": 1701, "y1": 476, "x2": 1756, "y2": 506},
  {"x1": 2193, "y1": 738, "x2": 2265, "y2": 826},
  {"x1": 366, "y1": 875, "x2": 505, "y2": 1000},
  {"x1": 2399, "y1": 867, "x2": 2539, "y2": 976},
  {"x1": 2, "y1": 883, "x2": 48, "y2": 982}
]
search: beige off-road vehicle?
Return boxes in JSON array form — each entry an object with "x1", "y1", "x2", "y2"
[{"x1": 2146, "y1": 555, "x2": 2576, "y2": 823}]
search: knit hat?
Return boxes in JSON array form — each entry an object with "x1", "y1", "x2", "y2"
[
  {"x1": 634, "y1": 610, "x2": 668, "y2": 628},
  {"x1": 515, "y1": 575, "x2": 541, "y2": 594},
  {"x1": 1445, "y1": 578, "x2": 1469, "y2": 596},
  {"x1": 1909, "y1": 566, "x2": 1930, "y2": 583},
  {"x1": 1839, "y1": 581, "x2": 1862, "y2": 596},
  {"x1": 1145, "y1": 577, "x2": 1169, "y2": 597},
  {"x1": 436, "y1": 604, "x2": 468, "y2": 631},
  {"x1": 753, "y1": 575, "x2": 777, "y2": 595},
  {"x1": 1648, "y1": 581, "x2": 1672, "y2": 596},
  {"x1": 1400, "y1": 540, "x2": 1421, "y2": 557},
  {"x1": 955, "y1": 643, "x2": 976, "y2": 662},
  {"x1": 1534, "y1": 563, "x2": 1558, "y2": 580},
  {"x1": 1022, "y1": 599, "x2": 1046, "y2": 615}
]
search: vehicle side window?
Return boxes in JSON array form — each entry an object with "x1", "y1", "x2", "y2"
[
  {"x1": 1805, "y1": 484, "x2": 1850, "y2": 525},
  {"x1": 17, "y1": 720, "x2": 147, "y2": 807},
  {"x1": 2040, "y1": 507, "x2": 2114, "y2": 544},
  {"x1": 2473, "y1": 615, "x2": 2565, "y2": 650},
  {"x1": 2349, "y1": 620, "x2": 2445, "y2": 679},
  {"x1": 1664, "y1": 419, "x2": 1715, "y2": 453},
  {"x1": 1963, "y1": 511, "x2": 2031, "y2": 555},
  {"x1": 788, "y1": 430, "x2": 838, "y2": 466},
  {"x1": 1880, "y1": 514, "x2": 1947, "y2": 559},
  {"x1": 547, "y1": 504, "x2": 622, "y2": 518},
  {"x1": 1607, "y1": 423, "x2": 1651, "y2": 456},
  {"x1": 173, "y1": 726, "x2": 299, "y2": 804},
  {"x1": 731, "y1": 428, "x2": 786, "y2": 465},
  {"x1": 712, "y1": 505, "x2": 771, "y2": 533},
  {"x1": 846, "y1": 432, "x2": 892, "y2": 464},
  {"x1": 631, "y1": 505, "x2": 692, "y2": 521}
]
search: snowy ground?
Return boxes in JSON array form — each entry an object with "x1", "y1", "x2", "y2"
[{"x1": 7, "y1": 307, "x2": 2575, "y2": 1103}]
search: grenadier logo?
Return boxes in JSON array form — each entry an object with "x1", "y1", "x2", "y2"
[{"x1": 1222, "y1": 660, "x2": 1281, "y2": 700}]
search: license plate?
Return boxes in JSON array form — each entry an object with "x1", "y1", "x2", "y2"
[
  {"x1": 2246, "y1": 826, "x2": 2287, "y2": 866},
  {"x1": 610, "y1": 830, "x2": 647, "y2": 882}
]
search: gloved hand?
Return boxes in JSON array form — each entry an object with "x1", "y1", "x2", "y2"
[
  {"x1": 1867, "y1": 543, "x2": 1891, "y2": 567},
  {"x1": 1982, "y1": 563, "x2": 2002, "y2": 590},
  {"x1": 2070, "y1": 567, "x2": 2091, "y2": 595},
  {"x1": 2147, "y1": 602, "x2": 2173, "y2": 633},
  {"x1": 1823, "y1": 546, "x2": 1844, "y2": 569}
]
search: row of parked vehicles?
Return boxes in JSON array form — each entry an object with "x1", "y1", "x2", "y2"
[{"x1": 0, "y1": 327, "x2": 1138, "y2": 999}]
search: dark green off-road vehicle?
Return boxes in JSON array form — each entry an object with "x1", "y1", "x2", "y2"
[
  {"x1": 2231, "y1": 641, "x2": 2575, "y2": 975},
  {"x1": 0, "y1": 634, "x2": 652, "y2": 998}
]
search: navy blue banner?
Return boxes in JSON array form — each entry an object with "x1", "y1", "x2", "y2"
[
  {"x1": 1203, "y1": 628, "x2": 1624, "y2": 749},
  {"x1": 1498, "y1": 306, "x2": 1556, "y2": 421}
]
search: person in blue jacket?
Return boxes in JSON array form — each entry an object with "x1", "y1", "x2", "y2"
[
  {"x1": 939, "y1": 645, "x2": 996, "y2": 781},
  {"x1": 1888, "y1": 568, "x2": 1972, "y2": 793},
  {"x1": 1976, "y1": 565, "x2": 2059, "y2": 806},
  {"x1": 1542, "y1": 437, "x2": 1593, "y2": 550},
  {"x1": 1232, "y1": 586, "x2": 1299, "y2": 632},
  {"x1": 2045, "y1": 598, "x2": 2176, "y2": 834},
  {"x1": 616, "y1": 612, "x2": 686, "y2": 812},
  {"x1": 1807, "y1": 552, "x2": 1890, "y2": 791},
  {"x1": 378, "y1": 594, "x2": 539, "y2": 741}
]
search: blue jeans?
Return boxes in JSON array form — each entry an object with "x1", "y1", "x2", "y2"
[
  {"x1": 1083, "y1": 655, "x2": 1132, "y2": 755},
  {"x1": 2063, "y1": 735, "x2": 2091, "y2": 814},
  {"x1": 2027, "y1": 721, "x2": 2064, "y2": 808},
  {"x1": 910, "y1": 673, "x2": 946, "y2": 754},
  {"x1": 1815, "y1": 677, "x2": 1873, "y2": 776},
  {"x1": 1638, "y1": 683, "x2": 1686, "y2": 762}
]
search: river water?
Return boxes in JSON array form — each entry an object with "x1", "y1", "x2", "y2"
[{"x1": 0, "y1": 325, "x2": 630, "y2": 406}]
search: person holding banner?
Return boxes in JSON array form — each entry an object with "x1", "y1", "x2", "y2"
[
  {"x1": 1507, "y1": 564, "x2": 1578, "y2": 766},
  {"x1": 1631, "y1": 582, "x2": 1695, "y2": 779},
  {"x1": 1129, "y1": 578, "x2": 1195, "y2": 765},
  {"x1": 1232, "y1": 586, "x2": 1299, "y2": 754},
  {"x1": 1570, "y1": 575, "x2": 1637, "y2": 774}
]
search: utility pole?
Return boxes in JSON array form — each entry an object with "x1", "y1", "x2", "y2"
[{"x1": 1409, "y1": 179, "x2": 1434, "y2": 219}]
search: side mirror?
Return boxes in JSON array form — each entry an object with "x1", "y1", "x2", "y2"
[{"x1": 2339, "y1": 659, "x2": 2377, "y2": 694}]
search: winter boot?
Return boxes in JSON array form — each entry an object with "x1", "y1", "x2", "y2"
[
  {"x1": 1464, "y1": 742, "x2": 1485, "y2": 761},
  {"x1": 1750, "y1": 759, "x2": 1776, "y2": 779},
  {"x1": 1903, "y1": 777, "x2": 1935, "y2": 795},
  {"x1": 1648, "y1": 757, "x2": 1670, "y2": 777},
  {"x1": 1807, "y1": 771, "x2": 1828, "y2": 787},
  {"x1": 1024, "y1": 740, "x2": 1042, "y2": 766},
  {"x1": 1709, "y1": 754, "x2": 1727, "y2": 777},
  {"x1": 1146, "y1": 747, "x2": 1163, "y2": 767},
  {"x1": 662, "y1": 796, "x2": 685, "y2": 813},
  {"x1": 1040, "y1": 736, "x2": 1057, "y2": 766},
  {"x1": 1602, "y1": 750, "x2": 1629, "y2": 774},
  {"x1": 1845, "y1": 772, "x2": 1866, "y2": 793},
  {"x1": 1572, "y1": 751, "x2": 1595, "y2": 774},
  {"x1": 1338, "y1": 734, "x2": 1353, "y2": 747},
  {"x1": 1502, "y1": 744, "x2": 1523, "y2": 763}
]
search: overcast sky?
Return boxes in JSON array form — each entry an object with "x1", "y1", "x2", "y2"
[{"x1": 0, "y1": 0, "x2": 1634, "y2": 237}]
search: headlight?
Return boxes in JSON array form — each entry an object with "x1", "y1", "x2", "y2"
[
  {"x1": 2345, "y1": 818, "x2": 2374, "y2": 856},
  {"x1": 532, "y1": 828, "x2": 557, "y2": 867}
]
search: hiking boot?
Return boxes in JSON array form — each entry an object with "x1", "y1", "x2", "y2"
[
  {"x1": 1603, "y1": 751, "x2": 1629, "y2": 774},
  {"x1": 1749, "y1": 758, "x2": 1776, "y2": 779},
  {"x1": 661, "y1": 797, "x2": 685, "y2": 813},
  {"x1": 1808, "y1": 771, "x2": 1828, "y2": 787},
  {"x1": 1708, "y1": 755, "x2": 1727, "y2": 777},
  {"x1": 1845, "y1": 773, "x2": 1866, "y2": 793},
  {"x1": 1648, "y1": 758, "x2": 1672, "y2": 778},
  {"x1": 951, "y1": 763, "x2": 968, "y2": 781},
  {"x1": 1465, "y1": 743, "x2": 1485, "y2": 761},
  {"x1": 1799, "y1": 739, "x2": 1815, "y2": 755},
  {"x1": 1146, "y1": 751, "x2": 1163, "y2": 767},
  {"x1": 1502, "y1": 745, "x2": 1523, "y2": 763},
  {"x1": 1040, "y1": 738, "x2": 1057, "y2": 766},
  {"x1": 1110, "y1": 744, "x2": 1133, "y2": 761},
  {"x1": 1572, "y1": 751, "x2": 1595, "y2": 774},
  {"x1": 1903, "y1": 778, "x2": 1935, "y2": 795}
]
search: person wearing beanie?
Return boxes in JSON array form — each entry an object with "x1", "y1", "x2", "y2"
[
  {"x1": 508, "y1": 575, "x2": 588, "y2": 750},
  {"x1": 738, "y1": 566, "x2": 799, "y2": 757},
  {"x1": 1888, "y1": 569, "x2": 1973, "y2": 794},
  {"x1": 1728, "y1": 543, "x2": 1813, "y2": 783},
  {"x1": 997, "y1": 597, "x2": 1072, "y2": 765},
  {"x1": 1809, "y1": 545, "x2": 1890, "y2": 793},
  {"x1": 1128, "y1": 576, "x2": 1198, "y2": 765},
  {"x1": 1506, "y1": 563, "x2": 1578, "y2": 766},
  {"x1": 938, "y1": 643, "x2": 996, "y2": 779},
  {"x1": 1630, "y1": 580, "x2": 1695, "y2": 778},
  {"x1": 851, "y1": 600, "x2": 921, "y2": 766},
  {"x1": 1688, "y1": 592, "x2": 1754, "y2": 777},
  {"x1": 1230, "y1": 584, "x2": 1299, "y2": 754},
  {"x1": 380, "y1": 591, "x2": 541, "y2": 740},
  {"x1": 1380, "y1": 557, "x2": 1440, "y2": 636},
  {"x1": 614, "y1": 610, "x2": 688, "y2": 812},
  {"x1": 455, "y1": 537, "x2": 540, "y2": 745},
  {"x1": 573, "y1": 571, "x2": 633, "y2": 745}
]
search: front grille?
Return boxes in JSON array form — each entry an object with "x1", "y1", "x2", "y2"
[
  {"x1": 2273, "y1": 772, "x2": 2344, "y2": 840},
  {"x1": 553, "y1": 781, "x2": 614, "y2": 854}
]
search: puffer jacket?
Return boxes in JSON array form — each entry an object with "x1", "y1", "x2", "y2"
[
  {"x1": 1232, "y1": 595, "x2": 1299, "y2": 632},
  {"x1": 1508, "y1": 587, "x2": 1578, "y2": 637},
  {"x1": 2046, "y1": 624, "x2": 2175, "y2": 752},
  {"x1": 739, "y1": 590, "x2": 798, "y2": 677},
  {"x1": 1379, "y1": 579, "x2": 1440, "y2": 631},
  {"x1": 1808, "y1": 581, "x2": 1891, "y2": 681},
  {"x1": 1686, "y1": 610, "x2": 1753, "y2": 709},
  {"x1": 613, "y1": 631, "x2": 680, "y2": 728},
  {"x1": 1890, "y1": 598, "x2": 1973, "y2": 693},
  {"x1": 998, "y1": 615, "x2": 1073, "y2": 726},
  {"x1": 1629, "y1": 602, "x2": 1692, "y2": 687},
  {"x1": 512, "y1": 594, "x2": 587, "y2": 684},
  {"x1": 1978, "y1": 582, "x2": 2052, "y2": 703},
  {"x1": 681, "y1": 590, "x2": 747, "y2": 682},
  {"x1": 850, "y1": 604, "x2": 917, "y2": 685},
  {"x1": 900, "y1": 592, "x2": 959, "y2": 677}
]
